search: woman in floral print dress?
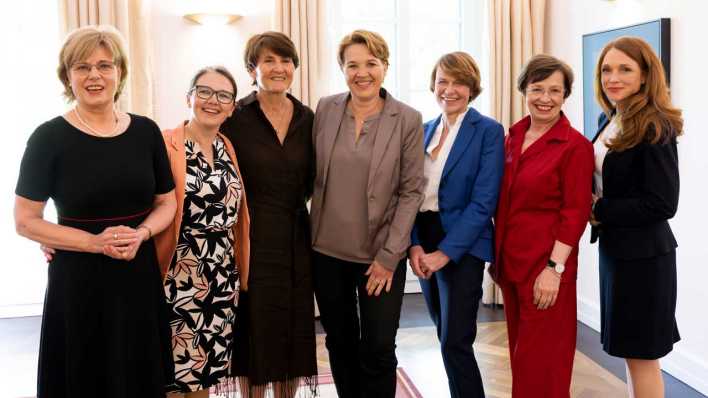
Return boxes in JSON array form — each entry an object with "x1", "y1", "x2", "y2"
[{"x1": 154, "y1": 66, "x2": 251, "y2": 398}]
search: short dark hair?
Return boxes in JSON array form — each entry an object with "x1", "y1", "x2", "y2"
[
  {"x1": 517, "y1": 54, "x2": 574, "y2": 98},
  {"x1": 189, "y1": 66, "x2": 238, "y2": 99},
  {"x1": 244, "y1": 31, "x2": 300, "y2": 73}
]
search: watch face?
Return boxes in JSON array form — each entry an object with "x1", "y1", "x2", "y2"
[{"x1": 555, "y1": 263, "x2": 565, "y2": 273}]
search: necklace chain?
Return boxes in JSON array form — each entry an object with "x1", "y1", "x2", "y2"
[
  {"x1": 262, "y1": 102, "x2": 291, "y2": 138},
  {"x1": 74, "y1": 107, "x2": 119, "y2": 137}
]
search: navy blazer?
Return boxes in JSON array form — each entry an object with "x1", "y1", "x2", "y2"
[
  {"x1": 411, "y1": 107, "x2": 505, "y2": 263},
  {"x1": 591, "y1": 112, "x2": 679, "y2": 259}
]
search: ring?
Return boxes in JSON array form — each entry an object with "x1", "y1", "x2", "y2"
[{"x1": 113, "y1": 233, "x2": 118, "y2": 240}]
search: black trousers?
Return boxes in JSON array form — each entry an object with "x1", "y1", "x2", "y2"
[
  {"x1": 312, "y1": 251, "x2": 406, "y2": 398},
  {"x1": 416, "y1": 211, "x2": 485, "y2": 398}
]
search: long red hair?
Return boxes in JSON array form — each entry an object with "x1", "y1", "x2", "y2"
[{"x1": 594, "y1": 36, "x2": 683, "y2": 151}]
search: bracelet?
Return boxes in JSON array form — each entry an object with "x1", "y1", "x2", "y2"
[{"x1": 137, "y1": 224, "x2": 152, "y2": 240}]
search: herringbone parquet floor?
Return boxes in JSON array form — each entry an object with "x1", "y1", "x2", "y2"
[{"x1": 316, "y1": 321, "x2": 627, "y2": 398}]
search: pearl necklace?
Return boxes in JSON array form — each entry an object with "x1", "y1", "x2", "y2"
[{"x1": 73, "y1": 107, "x2": 119, "y2": 137}]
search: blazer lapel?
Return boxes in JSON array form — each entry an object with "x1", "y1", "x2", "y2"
[
  {"x1": 367, "y1": 94, "x2": 399, "y2": 190},
  {"x1": 592, "y1": 111, "x2": 612, "y2": 143},
  {"x1": 320, "y1": 93, "x2": 348, "y2": 186},
  {"x1": 442, "y1": 108, "x2": 481, "y2": 178},
  {"x1": 424, "y1": 116, "x2": 442, "y2": 150}
]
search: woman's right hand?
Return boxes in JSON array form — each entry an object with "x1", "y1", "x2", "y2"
[
  {"x1": 590, "y1": 194, "x2": 601, "y2": 226},
  {"x1": 408, "y1": 245, "x2": 426, "y2": 278}
]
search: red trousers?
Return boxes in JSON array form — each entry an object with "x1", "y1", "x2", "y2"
[{"x1": 500, "y1": 279, "x2": 577, "y2": 398}]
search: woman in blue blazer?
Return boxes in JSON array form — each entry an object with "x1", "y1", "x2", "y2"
[{"x1": 408, "y1": 52, "x2": 504, "y2": 398}]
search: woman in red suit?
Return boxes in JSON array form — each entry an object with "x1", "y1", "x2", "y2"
[{"x1": 493, "y1": 55, "x2": 594, "y2": 398}]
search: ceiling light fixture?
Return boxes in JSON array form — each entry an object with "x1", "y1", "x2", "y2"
[{"x1": 183, "y1": 13, "x2": 241, "y2": 25}]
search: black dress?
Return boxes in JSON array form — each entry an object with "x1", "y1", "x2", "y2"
[
  {"x1": 221, "y1": 92, "x2": 317, "y2": 395},
  {"x1": 15, "y1": 115, "x2": 175, "y2": 398}
]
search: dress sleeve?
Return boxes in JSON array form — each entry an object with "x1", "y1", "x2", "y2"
[
  {"x1": 15, "y1": 124, "x2": 56, "y2": 201},
  {"x1": 148, "y1": 119, "x2": 175, "y2": 194}
]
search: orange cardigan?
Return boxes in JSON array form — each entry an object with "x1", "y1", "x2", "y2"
[{"x1": 153, "y1": 123, "x2": 251, "y2": 290}]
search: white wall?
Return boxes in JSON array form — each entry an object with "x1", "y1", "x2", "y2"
[
  {"x1": 0, "y1": 2, "x2": 65, "y2": 318},
  {"x1": 547, "y1": 0, "x2": 708, "y2": 394},
  {"x1": 150, "y1": 1, "x2": 274, "y2": 128}
]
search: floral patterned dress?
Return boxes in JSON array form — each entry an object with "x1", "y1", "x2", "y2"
[{"x1": 164, "y1": 137, "x2": 242, "y2": 393}]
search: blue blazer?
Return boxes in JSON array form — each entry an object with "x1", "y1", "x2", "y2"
[{"x1": 411, "y1": 107, "x2": 505, "y2": 263}]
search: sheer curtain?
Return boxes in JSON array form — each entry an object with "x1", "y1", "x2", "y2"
[
  {"x1": 273, "y1": 0, "x2": 328, "y2": 108},
  {"x1": 485, "y1": 0, "x2": 546, "y2": 305},
  {"x1": 59, "y1": 0, "x2": 154, "y2": 117}
]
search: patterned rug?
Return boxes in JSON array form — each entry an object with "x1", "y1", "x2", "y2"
[{"x1": 314, "y1": 368, "x2": 423, "y2": 398}]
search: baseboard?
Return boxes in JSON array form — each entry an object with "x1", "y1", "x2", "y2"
[
  {"x1": 662, "y1": 344, "x2": 708, "y2": 395},
  {"x1": 577, "y1": 297, "x2": 708, "y2": 396},
  {"x1": 0, "y1": 303, "x2": 42, "y2": 319},
  {"x1": 404, "y1": 280, "x2": 422, "y2": 293},
  {"x1": 577, "y1": 296, "x2": 601, "y2": 332}
]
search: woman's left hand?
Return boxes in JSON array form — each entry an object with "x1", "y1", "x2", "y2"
[
  {"x1": 365, "y1": 261, "x2": 394, "y2": 297},
  {"x1": 533, "y1": 267, "x2": 561, "y2": 310},
  {"x1": 420, "y1": 250, "x2": 450, "y2": 279},
  {"x1": 103, "y1": 225, "x2": 148, "y2": 261}
]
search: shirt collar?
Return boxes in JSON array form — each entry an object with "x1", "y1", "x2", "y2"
[
  {"x1": 509, "y1": 111, "x2": 571, "y2": 143},
  {"x1": 426, "y1": 108, "x2": 469, "y2": 154}
]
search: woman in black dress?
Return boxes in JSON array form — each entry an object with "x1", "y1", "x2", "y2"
[
  {"x1": 14, "y1": 25, "x2": 176, "y2": 398},
  {"x1": 220, "y1": 32, "x2": 317, "y2": 397},
  {"x1": 591, "y1": 36, "x2": 683, "y2": 397}
]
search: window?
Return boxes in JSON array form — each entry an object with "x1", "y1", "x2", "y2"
[
  {"x1": 0, "y1": 3, "x2": 64, "y2": 316},
  {"x1": 326, "y1": 0, "x2": 489, "y2": 121}
]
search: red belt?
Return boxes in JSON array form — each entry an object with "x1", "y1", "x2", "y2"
[{"x1": 58, "y1": 208, "x2": 152, "y2": 223}]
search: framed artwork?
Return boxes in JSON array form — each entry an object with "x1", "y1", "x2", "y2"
[{"x1": 582, "y1": 18, "x2": 670, "y2": 138}]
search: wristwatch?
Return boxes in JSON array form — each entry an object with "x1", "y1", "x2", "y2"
[{"x1": 547, "y1": 259, "x2": 565, "y2": 274}]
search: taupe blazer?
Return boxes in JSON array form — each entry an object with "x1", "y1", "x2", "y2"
[{"x1": 310, "y1": 90, "x2": 425, "y2": 270}]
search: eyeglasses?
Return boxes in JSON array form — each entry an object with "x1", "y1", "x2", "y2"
[
  {"x1": 526, "y1": 87, "x2": 565, "y2": 99},
  {"x1": 190, "y1": 85, "x2": 235, "y2": 104},
  {"x1": 71, "y1": 61, "x2": 116, "y2": 76}
]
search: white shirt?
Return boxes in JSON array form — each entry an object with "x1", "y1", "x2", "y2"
[
  {"x1": 593, "y1": 116, "x2": 620, "y2": 198},
  {"x1": 420, "y1": 109, "x2": 468, "y2": 212}
]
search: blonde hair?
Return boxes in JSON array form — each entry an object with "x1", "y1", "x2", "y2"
[
  {"x1": 594, "y1": 36, "x2": 683, "y2": 151},
  {"x1": 57, "y1": 25, "x2": 128, "y2": 102},
  {"x1": 337, "y1": 30, "x2": 389, "y2": 67},
  {"x1": 430, "y1": 52, "x2": 482, "y2": 102}
]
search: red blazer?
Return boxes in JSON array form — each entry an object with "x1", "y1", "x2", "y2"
[{"x1": 493, "y1": 113, "x2": 593, "y2": 283}]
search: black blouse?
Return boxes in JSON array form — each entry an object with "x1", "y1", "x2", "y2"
[{"x1": 221, "y1": 92, "x2": 314, "y2": 212}]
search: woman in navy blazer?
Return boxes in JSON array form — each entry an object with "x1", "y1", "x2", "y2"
[
  {"x1": 591, "y1": 37, "x2": 683, "y2": 397},
  {"x1": 408, "y1": 52, "x2": 504, "y2": 398}
]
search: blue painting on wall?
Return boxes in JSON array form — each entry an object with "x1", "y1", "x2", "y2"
[{"x1": 582, "y1": 19, "x2": 670, "y2": 138}]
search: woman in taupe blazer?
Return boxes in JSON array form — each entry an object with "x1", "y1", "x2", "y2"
[{"x1": 310, "y1": 29, "x2": 424, "y2": 398}]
